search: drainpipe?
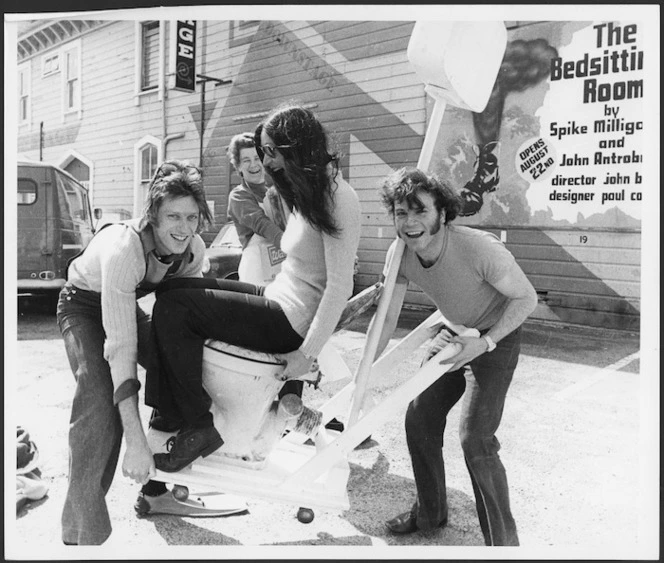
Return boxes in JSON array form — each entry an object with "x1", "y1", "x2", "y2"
[
  {"x1": 160, "y1": 21, "x2": 168, "y2": 160},
  {"x1": 164, "y1": 133, "x2": 185, "y2": 160}
]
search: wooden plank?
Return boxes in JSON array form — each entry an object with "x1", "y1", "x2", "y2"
[
  {"x1": 507, "y1": 243, "x2": 641, "y2": 266},
  {"x1": 517, "y1": 258, "x2": 640, "y2": 283},
  {"x1": 531, "y1": 303, "x2": 639, "y2": 331},
  {"x1": 539, "y1": 291, "x2": 640, "y2": 314},
  {"x1": 490, "y1": 229, "x2": 641, "y2": 248},
  {"x1": 527, "y1": 274, "x2": 640, "y2": 298}
]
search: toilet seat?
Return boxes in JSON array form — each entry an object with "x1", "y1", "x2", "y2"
[{"x1": 204, "y1": 339, "x2": 283, "y2": 366}]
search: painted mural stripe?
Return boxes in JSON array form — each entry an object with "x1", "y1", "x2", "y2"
[{"x1": 553, "y1": 351, "x2": 640, "y2": 401}]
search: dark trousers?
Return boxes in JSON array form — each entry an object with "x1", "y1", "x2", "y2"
[
  {"x1": 406, "y1": 327, "x2": 522, "y2": 546},
  {"x1": 145, "y1": 277, "x2": 303, "y2": 428},
  {"x1": 56, "y1": 284, "x2": 153, "y2": 545}
]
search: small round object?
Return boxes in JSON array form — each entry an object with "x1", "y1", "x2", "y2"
[
  {"x1": 172, "y1": 485, "x2": 189, "y2": 501},
  {"x1": 297, "y1": 507, "x2": 314, "y2": 524},
  {"x1": 134, "y1": 495, "x2": 151, "y2": 517}
]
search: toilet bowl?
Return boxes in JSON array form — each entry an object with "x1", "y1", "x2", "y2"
[{"x1": 201, "y1": 339, "x2": 309, "y2": 469}]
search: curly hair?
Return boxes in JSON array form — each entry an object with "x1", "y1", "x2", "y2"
[
  {"x1": 254, "y1": 103, "x2": 340, "y2": 236},
  {"x1": 380, "y1": 167, "x2": 462, "y2": 224},
  {"x1": 139, "y1": 160, "x2": 213, "y2": 233}
]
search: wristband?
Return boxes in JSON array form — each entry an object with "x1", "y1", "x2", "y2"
[
  {"x1": 113, "y1": 379, "x2": 141, "y2": 405},
  {"x1": 483, "y1": 335, "x2": 496, "y2": 352}
]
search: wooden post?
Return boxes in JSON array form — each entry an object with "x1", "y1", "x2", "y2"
[{"x1": 346, "y1": 89, "x2": 450, "y2": 428}]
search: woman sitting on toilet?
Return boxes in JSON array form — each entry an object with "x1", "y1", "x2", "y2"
[{"x1": 145, "y1": 103, "x2": 362, "y2": 472}]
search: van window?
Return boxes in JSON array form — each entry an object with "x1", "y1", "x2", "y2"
[
  {"x1": 18, "y1": 179, "x2": 38, "y2": 205},
  {"x1": 55, "y1": 172, "x2": 90, "y2": 224}
]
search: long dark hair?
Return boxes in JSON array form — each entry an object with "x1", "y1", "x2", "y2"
[{"x1": 255, "y1": 103, "x2": 340, "y2": 236}]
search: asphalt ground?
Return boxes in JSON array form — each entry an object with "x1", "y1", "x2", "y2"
[{"x1": 6, "y1": 295, "x2": 659, "y2": 560}]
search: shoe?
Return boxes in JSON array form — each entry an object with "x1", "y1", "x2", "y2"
[
  {"x1": 134, "y1": 489, "x2": 248, "y2": 518},
  {"x1": 386, "y1": 510, "x2": 419, "y2": 534},
  {"x1": 149, "y1": 409, "x2": 183, "y2": 433},
  {"x1": 385, "y1": 510, "x2": 448, "y2": 534},
  {"x1": 153, "y1": 426, "x2": 223, "y2": 473}
]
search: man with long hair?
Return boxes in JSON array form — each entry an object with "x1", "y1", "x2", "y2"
[
  {"x1": 57, "y1": 161, "x2": 211, "y2": 545},
  {"x1": 375, "y1": 167, "x2": 537, "y2": 546}
]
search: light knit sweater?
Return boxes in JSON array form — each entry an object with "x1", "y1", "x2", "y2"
[
  {"x1": 67, "y1": 222, "x2": 206, "y2": 394},
  {"x1": 264, "y1": 176, "x2": 361, "y2": 359}
]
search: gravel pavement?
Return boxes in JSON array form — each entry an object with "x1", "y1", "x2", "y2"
[{"x1": 6, "y1": 296, "x2": 658, "y2": 560}]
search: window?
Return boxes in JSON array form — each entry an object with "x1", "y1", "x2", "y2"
[
  {"x1": 63, "y1": 45, "x2": 80, "y2": 113},
  {"x1": 133, "y1": 136, "x2": 162, "y2": 216},
  {"x1": 140, "y1": 21, "x2": 160, "y2": 91},
  {"x1": 140, "y1": 144, "x2": 159, "y2": 183},
  {"x1": 56, "y1": 172, "x2": 90, "y2": 224},
  {"x1": 18, "y1": 64, "x2": 31, "y2": 125},
  {"x1": 42, "y1": 52, "x2": 60, "y2": 76},
  {"x1": 18, "y1": 179, "x2": 37, "y2": 205}
]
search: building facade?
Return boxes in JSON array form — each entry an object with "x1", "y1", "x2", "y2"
[{"x1": 16, "y1": 18, "x2": 643, "y2": 331}]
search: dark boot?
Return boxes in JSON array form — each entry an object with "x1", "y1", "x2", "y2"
[{"x1": 154, "y1": 426, "x2": 223, "y2": 473}]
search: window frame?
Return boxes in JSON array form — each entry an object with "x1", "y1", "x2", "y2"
[
  {"x1": 135, "y1": 21, "x2": 165, "y2": 103},
  {"x1": 133, "y1": 135, "x2": 163, "y2": 216},
  {"x1": 18, "y1": 61, "x2": 31, "y2": 127},
  {"x1": 17, "y1": 178, "x2": 38, "y2": 206},
  {"x1": 61, "y1": 40, "x2": 82, "y2": 118},
  {"x1": 41, "y1": 52, "x2": 60, "y2": 77}
]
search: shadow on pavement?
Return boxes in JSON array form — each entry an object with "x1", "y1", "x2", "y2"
[
  {"x1": 343, "y1": 452, "x2": 484, "y2": 546},
  {"x1": 150, "y1": 514, "x2": 244, "y2": 546}
]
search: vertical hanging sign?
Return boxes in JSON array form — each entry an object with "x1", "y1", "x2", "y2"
[{"x1": 174, "y1": 20, "x2": 196, "y2": 92}]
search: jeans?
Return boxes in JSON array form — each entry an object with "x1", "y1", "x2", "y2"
[
  {"x1": 56, "y1": 284, "x2": 152, "y2": 545},
  {"x1": 145, "y1": 277, "x2": 304, "y2": 429},
  {"x1": 405, "y1": 326, "x2": 522, "y2": 546}
]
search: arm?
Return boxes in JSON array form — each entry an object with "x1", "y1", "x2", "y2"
[
  {"x1": 99, "y1": 231, "x2": 155, "y2": 484},
  {"x1": 279, "y1": 184, "x2": 361, "y2": 379},
  {"x1": 117, "y1": 396, "x2": 156, "y2": 484},
  {"x1": 446, "y1": 261, "x2": 538, "y2": 369},
  {"x1": 229, "y1": 187, "x2": 283, "y2": 248}
]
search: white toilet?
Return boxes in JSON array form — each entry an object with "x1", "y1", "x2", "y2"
[{"x1": 201, "y1": 339, "x2": 313, "y2": 469}]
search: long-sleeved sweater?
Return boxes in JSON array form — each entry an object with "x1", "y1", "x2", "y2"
[
  {"x1": 264, "y1": 176, "x2": 361, "y2": 359},
  {"x1": 67, "y1": 221, "x2": 205, "y2": 395},
  {"x1": 228, "y1": 180, "x2": 283, "y2": 249}
]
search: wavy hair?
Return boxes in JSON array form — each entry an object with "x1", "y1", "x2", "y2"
[
  {"x1": 227, "y1": 132, "x2": 257, "y2": 170},
  {"x1": 140, "y1": 160, "x2": 213, "y2": 233},
  {"x1": 380, "y1": 167, "x2": 462, "y2": 224},
  {"x1": 254, "y1": 103, "x2": 340, "y2": 236}
]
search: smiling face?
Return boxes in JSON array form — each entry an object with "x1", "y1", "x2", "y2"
[
  {"x1": 394, "y1": 190, "x2": 446, "y2": 263},
  {"x1": 260, "y1": 130, "x2": 287, "y2": 175},
  {"x1": 152, "y1": 195, "x2": 200, "y2": 257},
  {"x1": 237, "y1": 146, "x2": 265, "y2": 184}
]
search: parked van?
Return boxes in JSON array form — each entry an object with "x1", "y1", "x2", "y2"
[{"x1": 17, "y1": 161, "x2": 99, "y2": 304}]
